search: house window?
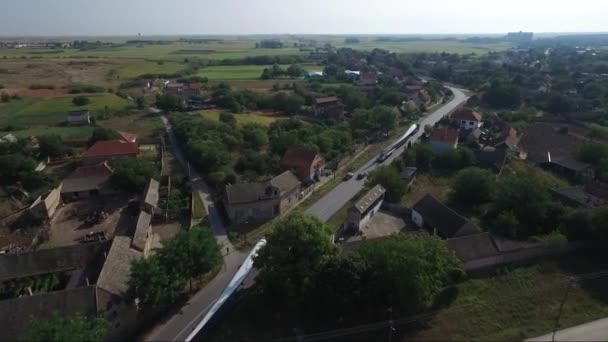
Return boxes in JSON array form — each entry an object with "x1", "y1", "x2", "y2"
[{"x1": 461, "y1": 120, "x2": 466, "y2": 125}]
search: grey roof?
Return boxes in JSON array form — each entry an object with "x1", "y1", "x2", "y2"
[
  {"x1": 551, "y1": 186, "x2": 607, "y2": 208},
  {"x1": 143, "y1": 178, "x2": 160, "y2": 209},
  {"x1": 474, "y1": 149, "x2": 507, "y2": 170},
  {"x1": 61, "y1": 176, "x2": 109, "y2": 193},
  {"x1": 225, "y1": 182, "x2": 273, "y2": 205},
  {"x1": 400, "y1": 167, "x2": 417, "y2": 182},
  {"x1": 269, "y1": 170, "x2": 301, "y2": 195},
  {"x1": 547, "y1": 155, "x2": 591, "y2": 172},
  {"x1": 96, "y1": 236, "x2": 142, "y2": 297},
  {"x1": 412, "y1": 194, "x2": 480, "y2": 238},
  {"x1": 520, "y1": 122, "x2": 586, "y2": 166},
  {"x1": 0, "y1": 242, "x2": 109, "y2": 282},
  {"x1": 0, "y1": 286, "x2": 98, "y2": 341},
  {"x1": 446, "y1": 232, "x2": 499, "y2": 262},
  {"x1": 68, "y1": 110, "x2": 90, "y2": 117},
  {"x1": 354, "y1": 185, "x2": 386, "y2": 214},
  {"x1": 132, "y1": 211, "x2": 152, "y2": 252}
]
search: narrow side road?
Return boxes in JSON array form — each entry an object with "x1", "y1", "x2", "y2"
[{"x1": 145, "y1": 113, "x2": 249, "y2": 342}]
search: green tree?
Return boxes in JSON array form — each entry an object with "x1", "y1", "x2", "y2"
[
  {"x1": 450, "y1": 167, "x2": 495, "y2": 206},
  {"x1": 494, "y1": 174, "x2": 551, "y2": 238},
  {"x1": 560, "y1": 208, "x2": 593, "y2": 241},
  {"x1": 135, "y1": 96, "x2": 145, "y2": 109},
  {"x1": 219, "y1": 111, "x2": 237, "y2": 128},
  {"x1": 368, "y1": 165, "x2": 408, "y2": 202},
  {"x1": 254, "y1": 211, "x2": 337, "y2": 301},
  {"x1": 158, "y1": 226, "x2": 221, "y2": 291},
  {"x1": 38, "y1": 135, "x2": 68, "y2": 159},
  {"x1": 242, "y1": 123, "x2": 269, "y2": 150},
  {"x1": 484, "y1": 79, "x2": 522, "y2": 109},
  {"x1": 25, "y1": 313, "x2": 107, "y2": 342},
  {"x1": 155, "y1": 93, "x2": 183, "y2": 111},
  {"x1": 128, "y1": 256, "x2": 185, "y2": 307},
  {"x1": 354, "y1": 234, "x2": 462, "y2": 313},
  {"x1": 72, "y1": 96, "x2": 90, "y2": 106},
  {"x1": 110, "y1": 159, "x2": 157, "y2": 192},
  {"x1": 0, "y1": 92, "x2": 9, "y2": 103},
  {"x1": 404, "y1": 143, "x2": 435, "y2": 172},
  {"x1": 88, "y1": 127, "x2": 120, "y2": 146}
]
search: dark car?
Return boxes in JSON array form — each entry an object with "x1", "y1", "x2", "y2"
[
  {"x1": 343, "y1": 172, "x2": 354, "y2": 181},
  {"x1": 357, "y1": 172, "x2": 367, "y2": 180}
]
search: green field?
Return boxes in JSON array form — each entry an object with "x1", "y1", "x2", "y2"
[
  {"x1": 198, "y1": 110, "x2": 279, "y2": 127},
  {"x1": 115, "y1": 60, "x2": 185, "y2": 78},
  {"x1": 0, "y1": 38, "x2": 511, "y2": 61},
  {"x1": 197, "y1": 63, "x2": 323, "y2": 81},
  {"x1": 0, "y1": 94, "x2": 131, "y2": 138}
]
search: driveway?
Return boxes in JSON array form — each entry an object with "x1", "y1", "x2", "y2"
[
  {"x1": 306, "y1": 87, "x2": 469, "y2": 222},
  {"x1": 145, "y1": 113, "x2": 249, "y2": 342}
]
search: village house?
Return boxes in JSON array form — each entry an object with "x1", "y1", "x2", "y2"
[
  {"x1": 313, "y1": 96, "x2": 345, "y2": 120},
  {"x1": 67, "y1": 110, "x2": 91, "y2": 126},
  {"x1": 118, "y1": 131, "x2": 137, "y2": 143},
  {"x1": 344, "y1": 185, "x2": 386, "y2": 233},
  {"x1": 141, "y1": 178, "x2": 160, "y2": 215},
  {"x1": 223, "y1": 171, "x2": 301, "y2": 225},
  {"x1": 60, "y1": 162, "x2": 114, "y2": 201},
  {"x1": 551, "y1": 186, "x2": 607, "y2": 209},
  {"x1": 452, "y1": 108, "x2": 482, "y2": 130},
  {"x1": 28, "y1": 185, "x2": 62, "y2": 220},
  {"x1": 132, "y1": 211, "x2": 153, "y2": 256},
  {"x1": 519, "y1": 122, "x2": 594, "y2": 181},
  {"x1": 280, "y1": 147, "x2": 325, "y2": 182},
  {"x1": 357, "y1": 71, "x2": 378, "y2": 86},
  {"x1": 81, "y1": 140, "x2": 138, "y2": 165},
  {"x1": 429, "y1": 128, "x2": 459, "y2": 153},
  {"x1": 411, "y1": 194, "x2": 481, "y2": 239},
  {"x1": 495, "y1": 125, "x2": 519, "y2": 150}
]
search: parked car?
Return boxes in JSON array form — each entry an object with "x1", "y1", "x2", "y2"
[
  {"x1": 357, "y1": 172, "x2": 367, "y2": 180},
  {"x1": 343, "y1": 172, "x2": 354, "y2": 181}
]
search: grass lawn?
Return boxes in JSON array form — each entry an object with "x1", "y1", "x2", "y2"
[
  {"x1": 402, "y1": 254, "x2": 608, "y2": 341},
  {"x1": 0, "y1": 94, "x2": 130, "y2": 127},
  {"x1": 206, "y1": 253, "x2": 608, "y2": 341},
  {"x1": 191, "y1": 192, "x2": 206, "y2": 221},
  {"x1": 97, "y1": 111, "x2": 163, "y2": 140},
  {"x1": 0, "y1": 94, "x2": 131, "y2": 139},
  {"x1": 501, "y1": 157, "x2": 568, "y2": 188},
  {"x1": 401, "y1": 174, "x2": 451, "y2": 208},
  {"x1": 197, "y1": 110, "x2": 279, "y2": 127},
  {"x1": 115, "y1": 60, "x2": 185, "y2": 78}
]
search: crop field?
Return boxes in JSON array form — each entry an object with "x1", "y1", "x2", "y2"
[
  {"x1": 114, "y1": 59, "x2": 185, "y2": 78},
  {"x1": 198, "y1": 63, "x2": 323, "y2": 81},
  {"x1": 0, "y1": 94, "x2": 131, "y2": 138},
  {"x1": 198, "y1": 110, "x2": 279, "y2": 127}
]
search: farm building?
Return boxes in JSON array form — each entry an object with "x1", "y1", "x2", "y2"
[
  {"x1": 66, "y1": 110, "x2": 91, "y2": 126},
  {"x1": 345, "y1": 185, "x2": 386, "y2": 233},
  {"x1": 60, "y1": 162, "x2": 114, "y2": 200},
  {"x1": 411, "y1": 193, "x2": 480, "y2": 239},
  {"x1": 81, "y1": 140, "x2": 138, "y2": 165}
]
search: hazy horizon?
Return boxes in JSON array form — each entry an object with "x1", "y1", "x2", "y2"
[{"x1": 1, "y1": 0, "x2": 606, "y2": 36}]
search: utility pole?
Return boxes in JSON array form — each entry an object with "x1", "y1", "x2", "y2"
[
  {"x1": 552, "y1": 278, "x2": 574, "y2": 342},
  {"x1": 388, "y1": 307, "x2": 394, "y2": 342}
]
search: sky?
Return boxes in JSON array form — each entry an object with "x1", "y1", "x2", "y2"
[{"x1": 1, "y1": 0, "x2": 606, "y2": 36}]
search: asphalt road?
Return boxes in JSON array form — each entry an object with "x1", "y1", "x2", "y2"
[
  {"x1": 145, "y1": 113, "x2": 249, "y2": 342},
  {"x1": 306, "y1": 87, "x2": 469, "y2": 222},
  {"x1": 527, "y1": 317, "x2": 608, "y2": 341}
]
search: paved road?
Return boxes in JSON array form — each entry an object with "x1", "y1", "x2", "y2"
[
  {"x1": 145, "y1": 113, "x2": 249, "y2": 342},
  {"x1": 306, "y1": 87, "x2": 469, "y2": 222},
  {"x1": 527, "y1": 317, "x2": 608, "y2": 341}
]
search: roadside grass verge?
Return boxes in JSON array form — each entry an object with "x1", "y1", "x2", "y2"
[
  {"x1": 191, "y1": 192, "x2": 206, "y2": 221},
  {"x1": 205, "y1": 253, "x2": 608, "y2": 341}
]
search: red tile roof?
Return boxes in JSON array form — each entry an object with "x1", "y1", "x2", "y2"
[
  {"x1": 68, "y1": 162, "x2": 114, "y2": 179},
  {"x1": 187, "y1": 83, "x2": 202, "y2": 90},
  {"x1": 452, "y1": 108, "x2": 482, "y2": 122},
  {"x1": 405, "y1": 85, "x2": 423, "y2": 92},
  {"x1": 430, "y1": 128, "x2": 459, "y2": 144},
  {"x1": 315, "y1": 96, "x2": 339, "y2": 105},
  {"x1": 82, "y1": 141, "x2": 138, "y2": 158},
  {"x1": 118, "y1": 131, "x2": 137, "y2": 143},
  {"x1": 360, "y1": 72, "x2": 377, "y2": 81},
  {"x1": 281, "y1": 148, "x2": 320, "y2": 171}
]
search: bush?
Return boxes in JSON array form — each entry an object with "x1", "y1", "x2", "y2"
[
  {"x1": 0, "y1": 92, "x2": 9, "y2": 103},
  {"x1": 67, "y1": 84, "x2": 105, "y2": 94},
  {"x1": 110, "y1": 159, "x2": 158, "y2": 192},
  {"x1": 72, "y1": 96, "x2": 90, "y2": 106},
  {"x1": 29, "y1": 84, "x2": 55, "y2": 90}
]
